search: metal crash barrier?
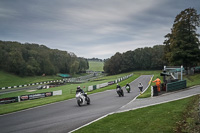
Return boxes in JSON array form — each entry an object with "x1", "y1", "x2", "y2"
[{"x1": 166, "y1": 80, "x2": 187, "y2": 92}]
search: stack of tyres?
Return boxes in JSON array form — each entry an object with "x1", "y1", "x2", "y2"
[{"x1": 153, "y1": 85, "x2": 158, "y2": 96}]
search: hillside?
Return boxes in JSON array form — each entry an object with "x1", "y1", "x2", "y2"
[{"x1": 88, "y1": 61, "x2": 104, "y2": 72}]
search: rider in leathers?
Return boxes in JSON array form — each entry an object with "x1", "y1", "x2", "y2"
[{"x1": 76, "y1": 86, "x2": 88, "y2": 99}]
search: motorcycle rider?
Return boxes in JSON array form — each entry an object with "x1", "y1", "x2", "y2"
[
  {"x1": 116, "y1": 84, "x2": 121, "y2": 89},
  {"x1": 138, "y1": 82, "x2": 143, "y2": 94},
  {"x1": 76, "y1": 86, "x2": 88, "y2": 99},
  {"x1": 116, "y1": 83, "x2": 124, "y2": 97},
  {"x1": 125, "y1": 83, "x2": 131, "y2": 89}
]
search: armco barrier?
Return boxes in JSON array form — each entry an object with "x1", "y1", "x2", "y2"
[
  {"x1": 0, "y1": 97, "x2": 19, "y2": 104},
  {"x1": 53, "y1": 90, "x2": 62, "y2": 96},
  {"x1": 0, "y1": 79, "x2": 64, "y2": 90},
  {"x1": 87, "y1": 73, "x2": 133, "y2": 92},
  {"x1": 166, "y1": 80, "x2": 187, "y2": 92},
  {"x1": 0, "y1": 90, "x2": 62, "y2": 104},
  {"x1": 88, "y1": 86, "x2": 93, "y2": 91},
  {"x1": 93, "y1": 85, "x2": 97, "y2": 90},
  {"x1": 0, "y1": 73, "x2": 105, "y2": 90},
  {"x1": 101, "y1": 83, "x2": 108, "y2": 88},
  {"x1": 96, "y1": 84, "x2": 100, "y2": 89}
]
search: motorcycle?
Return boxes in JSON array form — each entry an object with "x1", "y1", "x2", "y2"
[
  {"x1": 76, "y1": 92, "x2": 90, "y2": 106},
  {"x1": 126, "y1": 86, "x2": 130, "y2": 93},
  {"x1": 116, "y1": 87, "x2": 124, "y2": 97}
]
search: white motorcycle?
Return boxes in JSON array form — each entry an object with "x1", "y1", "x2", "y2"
[{"x1": 76, "y1": 92, "x2": 90, "y2": 106}]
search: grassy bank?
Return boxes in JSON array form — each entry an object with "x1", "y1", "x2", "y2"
[
  {"x1": 0, "y1": 71, "x2": 62, "y2": 88},
  {"x1": 87, "y1": 61, "x2": 104, "y2": 71},
  {"x1": 184, "y1": 73, "x2": 200, "y2": 87},
  {"x1": 75, "y1": 95, "x2": 200, "y2": 133}
]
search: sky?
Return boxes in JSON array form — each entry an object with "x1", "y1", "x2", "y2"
[{"x1": 0, "y1": 0, "x2": 200, "y2": 59}]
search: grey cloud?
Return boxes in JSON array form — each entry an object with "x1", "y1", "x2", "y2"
[{"x1": 0, "y1": 0, "x2": 199, "y2": 59}]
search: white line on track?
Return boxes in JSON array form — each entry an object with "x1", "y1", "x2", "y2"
[
  {"x1": 69, "y1": 75, "x2": 154, "y2": 133},
  {"x1": 120, "y1": 75, "x2": 153, "y2": 110},
  {"x1": 69, "y1": 89, "x2": 200, "y2": 133},
  {"x1": 115, "y1": 93, "x2": 200, "y2": 114}
]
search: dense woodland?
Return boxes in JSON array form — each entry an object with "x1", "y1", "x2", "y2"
[
  {"x1": 104, "y1": 8, "x2": 200, "y2": 75},
  {"x1": 0, "y1": 41, "x2": 89, "y2": 76},
  {"x1": 103, "y1": 45, "x2": 166, "y2": 74}
]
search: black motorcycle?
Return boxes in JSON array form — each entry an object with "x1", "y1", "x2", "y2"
[{"x1": 116, "y1": 87, "x2": 124, "y2": 97}]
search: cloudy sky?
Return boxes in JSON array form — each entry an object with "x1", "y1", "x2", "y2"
[{"x1": 0, "y1": 0, "x2": 200, "y2": 59}]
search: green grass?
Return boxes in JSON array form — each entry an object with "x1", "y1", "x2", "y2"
[
  {"x1": 75, "y1": 95, "x2": 198, "y2": 133},
  {"x1": 88, "y1": 61, "x2": 104, "y2": 71},
  {"x1": 183, "y1": 73, "x2": 200, "y2": 87},
  {"x1": 0, "y1": 71, "x2": 62, "y2": 88}
]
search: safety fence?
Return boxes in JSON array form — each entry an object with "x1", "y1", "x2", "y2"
[
  {"x1": 0, "y1": 80, "x2": 64, "y2": 90},
  {"x1": 0, "y1": 73, "x2": 104, "y2": 90},
  {"x1": 151, "y1": 80, "x2": 187, "y2": 97},
  {"x1": 87, "y1": 73, "x2": 133, "y2": 92},
  {"x1": 166, "y1": 80, "x2": 187, "y2": 92},
  {"x1": 0, "y1": 90, "x2": 62, "y2": 104}
]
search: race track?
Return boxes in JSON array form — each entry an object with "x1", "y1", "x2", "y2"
[{"x1": 0, "y1": 75, "x2": 152, "y2": 133}]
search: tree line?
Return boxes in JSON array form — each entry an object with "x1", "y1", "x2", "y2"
[
  {"x1": 104, "y1": 8, "x2": 200, "y2": 75},
  {"x1": 103, "y1": 45, "x2": 166, "y2": 75},
  {"x1": 0, "y1": 41, "x2": 89, "y2": 76}
]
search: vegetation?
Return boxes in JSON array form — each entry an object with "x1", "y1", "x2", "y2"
[
  {"x1": 0, "y1": 70, "x2": 62, "y2": 88},
  {"x1": 104, "y1": 8, "x2": 200, "y2": 75},
  {"x1": 75, "y1": 95, "x2": 200, "y2": 133},
  {"x1": 0, "y1": 41, "x2": 89, "y2": 76},
  {"x1": 184, "y1": 73, "x2": 200, "y2": 87},
  {"x1": 104, "y1": 45, "x2": 165, "y2": 75},
  {"x1": 164, "y1": 8, "x2": 200, "y2": 69},
  {"x1": 87, "y1": 58, "x2": 104, "y2": 62},
  {"x1": 88, "y1": 61, "x2": 104, "y2": 72},
  {"x1": 175, "y1": 95, "x2": 200, "y2": 133}
]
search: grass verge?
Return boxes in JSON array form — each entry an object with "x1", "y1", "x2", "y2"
[
  {"x1": 184, "y1": 73, "x2": 200, "y2": 87},
  {"x1": 75, "y1": 95, "x2": 200, "y2": 133},
  {"x1": 0, "y1": 71, "x2": 62, "y2": 88},
  {"x1": 87, "y1": 61, "x2": 104, "y2": 71}
]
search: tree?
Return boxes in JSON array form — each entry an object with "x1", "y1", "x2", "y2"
[
  {"x1": 103, "y1": 45, "x2": 165, "y2": 75},
  {"x1": 164, "y1": 8, "x2": 200, "y2": 68},
  {"x1": 0, "y1": 40, "x2": 89, "y2": 76},
  {"x1": 26, "y1": 57, "x2": 40, "y2": 76},
  {"x1": 121, "y1": 51, "x2": 135, "y2": 72},
  {"x1": 70, "y1": 61, "x2": 79, "y2": 75},
  {"x1": 103, "y1": 52, "x2": 123, "y2": 75},
  {"x1": 6, "y1": 51, "x2": 26, "y2": 75}
]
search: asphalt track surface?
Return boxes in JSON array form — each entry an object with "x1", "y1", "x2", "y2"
[
  {"x1": 0, "y1": 75, "x2": 152, "y2": 133},
  {"x1": 0, "y1": 86, "x2": 37, "y2": 95},
  {"x1": 117, "y1": 84, "x2": 200, "y2": 113}
]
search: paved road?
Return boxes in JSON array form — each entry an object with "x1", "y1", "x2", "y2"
[
  {"x1": 0, "y1": 86, "x2": 37, "y2": 95},
  {"x1": 116, "y1": 85, "x2": 200, "y2": 113},
  {"x1": 0, "y1": 75, "x2": 152, "y2": 133}
]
